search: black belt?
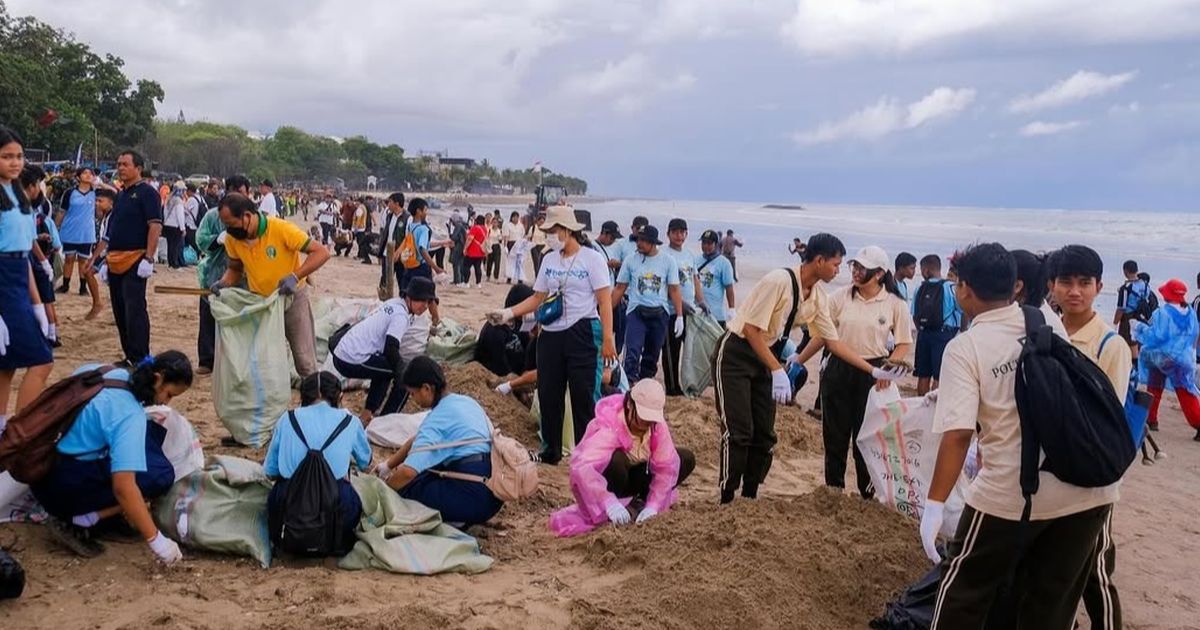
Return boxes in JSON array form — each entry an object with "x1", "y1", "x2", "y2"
[
  {"x1": 0, "y1": 251, "x2": 28, "y2": 259},
  {"x1": 442, "y1": 453, "x2": 487, "y2": 467}
]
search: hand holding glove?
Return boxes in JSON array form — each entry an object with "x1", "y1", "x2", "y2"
[
  {"x1": 0, "y1": 315, "x2": 9, "y2": 357},
  {"x1": 635, "y1": 507, "x2": 658, "y2": 524},
  {"x1": 372, "y1": 460, "x2": 393, "y2": 480},
  {"x1": 871, "y1": 365, "x2": 908, "y2": 383},
  {"x1": 726, "y1": 307, "x2": 736, "y2": 321},
  {"x1": 31, "y1": 304, "x2": 49, "y2": 338},
  {"x1": 485, "y1": 308, "x2": 514, "y2": 325},
  {"x1": 277, "y1": 273, "x2": 299, "y2": 296},
  {"x1": 97, "y1": 263, "x2": 109, "y2": 285},
  {"x1": 136, "y1": 258, "x2": 154, "y2": 279},
  {"x1": 207, "y1": 281, "x2": 226, "y2": 297},
  {"x1": 39, "y1": 259, "x2": 53, "y2": 280},
  {"x1": 495, "y1": 381, "x2": 513, "y2": 395},
  {"x1": 920, "y1": 500, "x2": 945, "y2": 564},
  {"x1": 771, "y1": 368, "x2": 792, "y2": 405},
  {"x1": 148, "y1": 531, "x2": 183, "y2": 565},
  {"x1": 216, "y1": 231, "x2": 227, "y2": 246},
  {"x1": 605, "y1": 500, "x2": 631, "y2": 526},
  {"x1": 673, "y1": 316, "x2": 685, "y2": 338}
]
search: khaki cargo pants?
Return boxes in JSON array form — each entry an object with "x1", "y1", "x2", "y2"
[{"x1": 284, "y1": 285, "x2": 317, "y2": 378}]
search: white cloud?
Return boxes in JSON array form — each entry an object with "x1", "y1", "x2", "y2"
[
  {"x1": 781, "y1": 1, "x2": 1200, "y2": 57},
  {"x1": 1109, "y1": 101, "x2": 1141, "y2": 114},
  {"x1": 562, "y1": 54, "x2": 696, "y2": 114},
  {"x1": 792, "y1": 87, "x2": 975, "y2": 146},
  {"x1": 1019, "y1": 120, "x2": 1085, "y2": 136},
  {"x1": 1009, "y1": 70, "x2": 1136, "y2": 113}
]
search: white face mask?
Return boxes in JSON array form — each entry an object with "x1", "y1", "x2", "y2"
[{"x1": 545, "y1": 232, "x2": 565, "y2": 252}]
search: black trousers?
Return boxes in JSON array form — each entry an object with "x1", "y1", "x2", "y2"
[
  {"x1": 108, "y1": 269, "x2": 150, "y2": 364},
  {"x1": 198, "y1": 296, "x2": 215, "y2": 370},
  {"x1": 486, "y1": 244, "x2": 501, "y2": 279},
  {"x1": 530, "y1": 245, "x2": 546, "y2": 276},
  {"x1": 712, "y1": 332, "x2": 775, "y2": 502},
  {"x1": 163, "y1": 226, "x2": 185, "y2": 268},
  {"x1": 932, "y1": 504, "x2": 1111, "y2": 630},
  {"x1": 320, "y1": 223, "x2": 335, "y2": 245},
  {"x1": 536, "y1": 317, "x2": 602, "y2": 464},
  {"x1": 333, "y1": 354, "x2": 408, "y2": 415},
  {"x1": 355, "y1": 232, "x2": 372, "y2": 262},
  {"x1": 819, "y1": 354, "x2": 885, "y2": 499},
  {"x1": 466, "y1": 256, "x2": 484, "y2": 284},
  {"x1": 662, "y1": 313, "x2": 686, "y2": 396},
  {"x1": 603, "y1": 448, "x2": 696, "y2": 498},
  {"x1": 1082, "y1": 507, "x2": 1122, "y2": 630}
]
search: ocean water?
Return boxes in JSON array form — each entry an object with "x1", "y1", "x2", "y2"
[{"x1": 474, "y1": 198, "x2": 1200, "y2": 312}]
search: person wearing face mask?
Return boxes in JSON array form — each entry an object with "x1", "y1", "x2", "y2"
[
  {"x1": 192, "y1": 175, "x2": 248, "y2": 375},
  {"x1": 548, "y1": 379, "x2": 695, "y2": 536},
  {"x1": 611, "y1": 224, "x2": 684, "y2": 384},
  {"x1": 210, "y1": 192, "x2": 331, "y2": 378},
  {"x1": 714, "y1": 234, "x2": 907, "y2": 504},
  {"x1": 31, "y1": 351, "x2": 193, "y2": 564},
  {"x1": 373, "y1": 357, "x2": 504, "y2": 526},
  {"x1": 484, "y1": 206, "x2": 616, "y2": 465},
  {"x1": 331, "y1": 277, "x2": 437, "y2": 422},
  {"x1": 797, "y1": 245, "x2": 914, "y2": 500}
]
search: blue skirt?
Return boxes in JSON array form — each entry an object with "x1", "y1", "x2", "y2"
[{"x1": 0, "y1": 255, "x2": 52, "y2": 371}]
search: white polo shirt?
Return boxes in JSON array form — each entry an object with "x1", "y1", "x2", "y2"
[{"x1": 334, "y1": 299, "x2": 412, "y2": 365}]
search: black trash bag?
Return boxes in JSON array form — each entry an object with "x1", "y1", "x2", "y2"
[
  {"x1": 0, "y1": 549, "x2": 25, "y2": 600},
  {"x1": 870, "y1": 563, "x2": 942, "y2": 630}
]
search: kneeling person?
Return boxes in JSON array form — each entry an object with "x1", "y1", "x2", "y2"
[
  {"x1": 375, "y1": 357, "x2": 503, "y2": 526},
  {"x1": 332, "y1": 276, "x2": 437, "y2": 421},
  {"x1": 264, "y1": 372, "x2": 371, "y2": 556},
  {"x1": 32, "y1": 352, "x2": 194, "y2": 564}
]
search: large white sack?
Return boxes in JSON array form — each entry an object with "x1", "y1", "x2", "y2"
[
  {"x1": 211, "y1": 289, "x2": 292, "y2": 447},
  {"x1": 146, "y1": 405, "x2": 206, "y2": 481},
  {"x1": 856, "y1": 385, "x2": 967, "y2": 538},
  {"x1": 366, "y1": 411, "x2": 430, "y2": 448}
]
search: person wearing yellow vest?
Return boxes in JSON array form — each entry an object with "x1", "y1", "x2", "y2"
[{"x1": 209, "y1": 192, "x2": 330, "y2": 377}]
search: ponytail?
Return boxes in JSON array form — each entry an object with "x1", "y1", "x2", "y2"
[
  {"x1": 129, "y1": 350, "x2": 194, "y2": 405},
  {"x1": 300, "y1": 371, "x2": 342, "y2": 407},
  {"x1": 881, "y1": 270, "x2": 903, "y2": 300},
  {"x1": 401, "y1": 356, "x2": 448, "y2": 406}
]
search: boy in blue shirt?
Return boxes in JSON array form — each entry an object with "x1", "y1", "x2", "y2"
[
  {"x1": 265, "y1": 371, "x2": 372, "y2": 556},
  {"x1": 662, "y1": 218, "x2": 704, "y2": 396},
  {"x1": 695, "y1": 229, "x2": 737, "y2": 326},
  {"x1": 56, "y1": 166, "x2": 99, "y2": 297},
  {"x1": 613, "y1": 225, "x2": 683, "y2": 383},
  {"x1": 1114, "y1": 259, "x2": 1151, "y2": 350},
  {"x1": 912, "y1": 254, "x2": 962, "y2": 395}
]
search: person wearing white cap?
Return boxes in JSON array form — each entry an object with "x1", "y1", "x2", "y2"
[
  {"x1": 548, "y1": 379, "x2": 695, "y2": 536},
  {"x1": 796, "y1": 245, "x2": 914, "y2": 499},
  {"x1": 162, "y1": 181, "x2": 188, "y2": 269},
  {"x1": 485, "y1": 205, "x2": 616, "y2": 465}
]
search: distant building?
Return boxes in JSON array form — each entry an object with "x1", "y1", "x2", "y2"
[{"x1": 439, "y1": 157, "x2": 476, "y2": 171}]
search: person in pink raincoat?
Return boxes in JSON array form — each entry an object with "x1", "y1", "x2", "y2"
[{"x1": 548, "y1": 379, "x2": 695, "y2": 537}]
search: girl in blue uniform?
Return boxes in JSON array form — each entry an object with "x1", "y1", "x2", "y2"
[{"x1": 0, "y1": 126, "x2": 53, "y2": 421}]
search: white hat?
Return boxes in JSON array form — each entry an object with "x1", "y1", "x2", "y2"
[
  {"x1": 629, "y1": 380, "x2": 666, "y2": 423},
  {"x1": 849, "y1": 245, "x2": 892, "y2": 274},
  {"x1": 540, "y1": 205, "x2": 583, "y2": 232}
]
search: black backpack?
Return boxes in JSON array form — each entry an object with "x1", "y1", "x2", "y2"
[
  {"x1": 1014, "y1": 306, "x2": 1135, "y2": 520},
  {"x1": 1133, "y1": 283, "x2": 1158, "y2": 322},
  {"x1": 913, "y1": 280, "x2": 946, "y2": 331},
  {"x1": 279, "y1": 411, "x2": 353, "y2": 556}
]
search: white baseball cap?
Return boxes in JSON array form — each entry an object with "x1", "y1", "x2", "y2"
[{"x1": 849, "y1": 245, "x2": 892, "y2": 274}]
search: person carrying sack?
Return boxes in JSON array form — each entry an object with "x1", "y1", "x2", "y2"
[
  {"x1": 373, "y1": 357, "x2": 506, "y2": 526},
  {"x1": 611, "y1": 224, "x2": 684, "y2": 384},
  {"x1": 331, "y1": 276, "x2": 437, "y2": 422},
  {"x1": 485, "y1": 206, "x2": 616, "y2": 465},
  {"x1": 265, "y1": 372, "x2": 371, "y2": 557},
  {"x1": 712, "y1": 233, "x2": 906, "y2": 505}
]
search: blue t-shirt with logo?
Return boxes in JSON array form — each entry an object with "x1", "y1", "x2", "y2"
[
  {"x1": 696, "y1": 254, "x2": 735, "y2": 321},
  {"x1": 617, "y1": 249, "x2": 680, "y2": 313},
  {"x1": 58, "y1": 188, "x2": 97, "y2": 245},
  {"x1": 404, "y1": 394, "x2": 492, "y2": 473},
  {"x1": 664, "y1": 245, "x2": 699, "y2": 308}
]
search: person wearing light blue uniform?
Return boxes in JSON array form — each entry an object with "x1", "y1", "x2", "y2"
[
  {"x1": 695, "y1": 229, "x2": 736, "y2": 326},
  {"x1": 265, "y1": 371, "x2": 371, "y2": 555},
  {"x1": 377, "y1": 357, "x2": 503, "y2": 526},
  {"x1": 911, "y1": 254, "x2": 962, "y2": 395},
  {"x1": 56, "y1": 166, "x2": 99, "y2": 295},
  {"x1": 0, "y1": 126, "x2": 53, "y2": 420},
  {"x1": 31, "y1": 352, "x2": 193, "y2": 563},
  {"x1": 662, "y1": 218, "x2": 704, "y2": 395},
  {"x1": 591, "y1": 220, "x2": 628, "y2": 354},
  {"x1": 613, "y1": 225, "x2": 683, "y2": 383}
]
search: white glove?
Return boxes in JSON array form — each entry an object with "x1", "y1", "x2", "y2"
[
  {"x1": 673, "y1": 316, "x2": 685, "y2": 338},
  {"x1": 373, "y1": 461, "x2": 393, "y2": 480},
  {"x1": 495, "y1": 381, "x2": 513, "y2": 395},
  {"x1": 434, "y1": 271, "x2": 451, "y2": 285},
  {"x1": 216, "y1": 231, "x2": 227, "y2": 245},
  {"x1": 635, "y1": 507, "x2": 658, "y2": 524},
  {"x1": 920, "y1": 500, "x2": 945, "y2": 564},
  {"x1": 605, "y1": 500, "x2": 631, "y2": 526},
  {"x1": 485, "y1": 308, "x2": 514, "y2": 325},
  {"x1": 39, "y1": 259, "x2": 53, "y2": 280},
  {"x1": 147, "y1": 531, "x2": 183, "y2": 565},
  {"x1": 964, "y1": 439, "x2": 981, "y2": 480},
  {"x1": 727, "y1": 307, "x2": 736, "y2": 320},
  {"x1": 924, "y1": 389, "x2": 939, "y2": 403},
  {"x1": 0, "y1": 315, "x2": 8, "y2": 357},
  {"x1": 786, "y1": 353, "x2": 802, "y2": 368},
  {"x1": 31, "y1": 304, "x2": 49, "y2": 338},
  {"x1": 97, "y1": 264, "x2": 109, "y2": 285},
  {"x1": 871, "y1": 365, "x2": 907, "y2": 382},
  {"x1": 136, "y1": 258, "x2": 154, "y2": 279},
  {"x1": 771, "y1": 368, "x2": 792, "y2": 404}
]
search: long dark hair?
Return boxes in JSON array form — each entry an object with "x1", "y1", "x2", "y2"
[
  {"x1": 1012, "y1": 249, "x2": 1049, "y2": 307},
  {"x1": 129, "y1": 351, "x2": 194, "y2": 405},
  {"x1": 300, "y1": 371, "x2": 342, "y2": 406},
  {"x1": 852, "y1": 267, "x2": 904, "y2": 300},
  {"x1": 0, "y1": 126, "x2": 31, "y2": 213},
  {"x1": 401, "y1": 356, "x2": 447, "y2": 405}
]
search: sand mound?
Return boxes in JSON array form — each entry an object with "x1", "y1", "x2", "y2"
[
  {"x1": 445, "y1": 362, "x2": 542, "y2": 447},
  {"x1": 567, "y1": 487, "x2": 926, "y2": 630},
  {"x1": 663, "y1": 396, "x2": 823, "y2": 467}
]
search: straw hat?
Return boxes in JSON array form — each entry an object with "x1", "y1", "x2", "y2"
[{"x1": 540, "y1": 205, "x2": 583, "y2": 232}]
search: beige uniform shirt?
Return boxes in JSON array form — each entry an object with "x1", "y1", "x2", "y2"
[
  {"x1": 828, "y1": 286, "x2": 914, "y2": 358},
  {"x1": 728, "y1": 267, "x2": 839, "y2": 343},
  {"x1": 932, "y1": 303, "x2": 1119, "y2": 521},
  {"x1": 1069, "y1": 313, "x2": 1132, "y2": 397}
]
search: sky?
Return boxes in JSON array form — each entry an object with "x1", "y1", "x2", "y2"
[{"x1": 11, "y1": 0, "x2": 1200, "y2": 211}]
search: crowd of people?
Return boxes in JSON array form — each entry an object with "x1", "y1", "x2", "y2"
[{"x1": 1, "y1": 122, "x2": 1196, "y2": 627}]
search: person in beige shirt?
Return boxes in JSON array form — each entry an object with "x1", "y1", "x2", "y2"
[
  {"x1": 798, "y1": 246, "x2": 914, "y2": 499},
  {"x1": 922, "y1": 243, "x2": 1116, "y2": 630},
  {"x1": 1047, "y1": 244, "x2": 1130, "y2": 630},
  {"x1": 713, "y1": 234, "x2": 906, "y2": 504}
]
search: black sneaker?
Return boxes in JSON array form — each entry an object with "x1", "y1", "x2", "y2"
[
  {"x1": 56, "y1": 282, "x2": 70, "y2": 294},
  {"x1": 79, "y1": 284, "x2": 89, "y2": 297},
  {"x1": 45, "y1": 516, "x2": 105, "y2": 558},
  {"x1": 741, "y1": 484, "x2": 758, "y2": 499},
  {"x1": 534, "y1": 450, "x2": 561, "y2": 466}
]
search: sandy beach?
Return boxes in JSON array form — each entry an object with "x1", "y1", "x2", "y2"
[{"x1": 2, "y1": 215, "x2": 1198, "y2": 630}]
